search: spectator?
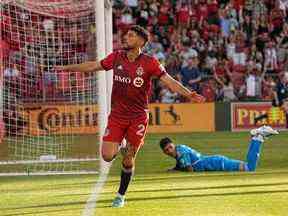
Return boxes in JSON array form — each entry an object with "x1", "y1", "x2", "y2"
[
  {"x1": 135, "y1": 2, "x2": 149, "y2": 26},
  {"x1": 245, "y1": 62, "x2": 265, "y2": 100},
  {"x1": 3, "y1": 0, "x2": 288, "y2": 104},
  {"x1": 179, "y1": 43, "x2": 198, "y2": 68},
  {"x1": 176, "y1": 2, "x2": 190, "y2": 28},
  {"x1": 264, "y1": 39, "x2": 278, "y2": 73},
  {"x1": 226, "y1": 34, "x2": 236, "y2": 59},
  {"x1": 220, "y1": 10, "x2": 232, "y2": 38},
  {"x1": 4, "y1": 63, "x2": 20, "y2": 79},
  {"x1": 201, "y1": 79, "x2": 216, "y2": 102},
  {"x1": 43, "y1": 19, "x2": 55, "y2": 32},
  {"x1": 0, "y1": 39, "x2": 10, "y2": 60},
  {"x1": 124, "y1": 0, "x2": 138, "y2": 12},
  {"x1": 165, "y1": 54, "x2": 181, "y2": 78},
  {"x1": 120, "y1": 7, "x2": 134, "y2": 29},
  {"x1": 277, "y1": 26, "x2": 288, "y2": 71},
  {"x1": 159, "y1": 85, "x2": 179, "y2": 104},
  {"x1": 213, "y1": 66, "x2": 237, "y2": 101},
  {"x1": 178, "y1": 55, "x2": 201, "y2": 93},
  {"x1": 262, "y1": 76, "x2": 276, "y2": 100}
]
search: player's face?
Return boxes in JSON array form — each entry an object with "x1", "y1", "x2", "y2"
[
  {"x1": 122, "y1": 30, "x2": 144, "y2": 50},
  {"x1": 163, "y1": 143, "x2": 176, "y2": 158}
]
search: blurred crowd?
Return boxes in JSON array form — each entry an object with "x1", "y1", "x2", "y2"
[
  {"x1": 113, "y1": 0, "x2": 288, "y2": 103},
  {"x1": 1, "y1": 0, "x2": 288, "y2": 104},
  {"x1": 1, "y1": 2, "x2": 96, "y2": 102}
]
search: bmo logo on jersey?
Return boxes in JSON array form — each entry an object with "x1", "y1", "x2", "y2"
[{"x1": 114, "y1": 75, "x2": 131, "y2": 84}]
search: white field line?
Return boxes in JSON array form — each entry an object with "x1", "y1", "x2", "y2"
[{"x1": 82, "y1": 160, "x2": 112, "y2": 216}]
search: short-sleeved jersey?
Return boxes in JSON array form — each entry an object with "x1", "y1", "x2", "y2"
[
  {"x1": 175, "y1": 145, "x2": 202, "y2": 169},
  {"x1": 100, "y1": 50, "x2": 166, "y2": 118}
]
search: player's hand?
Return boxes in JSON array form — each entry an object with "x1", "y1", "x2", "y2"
[{"x1": 189, "y1": 91, "x2": 206, "y2": 103}]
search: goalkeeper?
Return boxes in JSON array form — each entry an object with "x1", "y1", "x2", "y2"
[
  {"x1": 254, "y1": 72, "x2": 288, "y2": 127},
  {"x1": 160, "y1": 126, "x2": 278, "y2": 172}
]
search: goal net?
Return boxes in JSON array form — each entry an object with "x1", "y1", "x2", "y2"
[{"x1": 0, "y1": 0, "x2": 109, "y2": 175}]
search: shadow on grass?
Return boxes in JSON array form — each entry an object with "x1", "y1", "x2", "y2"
[
  {"x1": 132, "y1": 170, "x2": 288, "y2": 182},
  {"x1": 0, "y1": 180, "x2": 98, "y2": 193},
  {"x1": 54, "y1": 181, "x2": 288, "y2": 198},
  {"x1": 1, "y1": 200, "x2": 86, "y2": 211},
  {"x1": 1, "y1": 206, "x2": 82, "y2": 216},
  {"x1": 112, "y1": 181, "x2": 288, "y2": 194},
  {"x1": 3, "y1": 170, "x2": 288, "y2": 194},
  {"x1": 2, "y1": 179, "x2": 288, "y2": 213},
  {"x1": 96, "y1": 189, "x2": 288, "y2": 208}
]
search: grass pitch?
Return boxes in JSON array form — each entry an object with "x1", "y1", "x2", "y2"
[{"x1": 1, "y1": 131, "x2": 288, "y2": 216}]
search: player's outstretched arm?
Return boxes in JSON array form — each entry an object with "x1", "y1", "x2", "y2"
[
  {"x1": 160, "y1": 73, "x2": 205, "y2": 103},
  {"x1": 54, "y1": 61, "x2": 104, "y2": 73}
]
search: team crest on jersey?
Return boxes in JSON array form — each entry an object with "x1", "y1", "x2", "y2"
[
  {"x1": 133, "y1": 77, "x2": 144, "y2": 88},
  {"x1": 136, "y1": 66, "x2": 144, "y2": 76}
]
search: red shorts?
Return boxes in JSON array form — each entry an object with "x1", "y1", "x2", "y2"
[{"x1": 102, "y1": 113, "x2": 149, "y2": 148}]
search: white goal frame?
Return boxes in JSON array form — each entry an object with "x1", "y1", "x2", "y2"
[{"x1": 0, "y1": 0, "x2": 113, "y2": 176}]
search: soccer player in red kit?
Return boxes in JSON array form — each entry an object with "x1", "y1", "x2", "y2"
[{"x1": 55, "y1": 25, "x2": 205, "y2": 207}]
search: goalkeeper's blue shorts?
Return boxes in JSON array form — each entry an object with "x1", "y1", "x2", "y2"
[{"x1": 192, "y1": 155, "x2": 243, "y2": 172}]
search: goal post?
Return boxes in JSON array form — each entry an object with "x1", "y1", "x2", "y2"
[{"x1": 0, "y1": 0, "x2": 112, "y2": 175}]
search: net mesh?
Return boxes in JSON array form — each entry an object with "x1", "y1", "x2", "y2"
[{"x1": 0, "y1": 0, "x2": 100, "y2": 174}]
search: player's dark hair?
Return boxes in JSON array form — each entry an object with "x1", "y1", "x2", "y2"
[
  {"x1": 159, "y1": 137, "x2": 173, "y2": 150},
  {"x1": 129, "y1": 25, "x2": 149, "y2": 45}
]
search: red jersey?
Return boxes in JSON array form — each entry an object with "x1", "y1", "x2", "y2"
[{"x1": 100, "y1": 51, "x2": 166, "y2": 118}]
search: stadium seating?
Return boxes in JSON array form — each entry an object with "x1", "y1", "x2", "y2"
[{"x1": 1, "y1": 0, "x2": 288, "y2": 103}]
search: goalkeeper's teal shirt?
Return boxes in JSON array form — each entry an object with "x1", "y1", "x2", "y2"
[
  {"x1": 175, "y1": 145, "x2": 202, "y2": 168},
  {"x1": 175, "y1": 145, "x2": 243, "y2": 171}
]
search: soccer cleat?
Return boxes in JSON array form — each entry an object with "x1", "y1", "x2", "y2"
[
  {"x1": 250, "y1": 125, "x2": 279, "y2": 137},
  {"x1": 111, "y1": 196, "x2": 125, "y2": 208}
]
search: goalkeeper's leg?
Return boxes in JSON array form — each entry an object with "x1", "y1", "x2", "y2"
[
  {"x1": 247, "y1": 126, "x2": 279, "y2": 171},
  {"x1": 223, "y1": 136, "x2": 266, "y2": 172},
  {"x1": 245, "y1": 136, "x2": 263, "y2": 171},
  {"x1": 193, "y1": 155, "x2": 246, "y2": 172}
]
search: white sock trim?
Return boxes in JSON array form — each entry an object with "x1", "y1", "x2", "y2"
[{"x1": 117, "y1": 193, "x2": 125, "y2": 199}]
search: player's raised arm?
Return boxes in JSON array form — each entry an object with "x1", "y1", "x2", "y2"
[
  {"x1": 55, "y1": 51, "x2": 118, "y2": 73},
  {"x1": 160, "y1": 73, "x2": 205, "y2": 103},
  {"x1": 54, "y1": 61, "x2": 103, "y2": 73}
]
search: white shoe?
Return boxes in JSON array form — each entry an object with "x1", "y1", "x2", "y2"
[
  {"x1": 111, "y1": 195, "x2": 125, "y2": 208},
  {"x1": 250, "y1": 125, "x2": 279, "y2": 137}
]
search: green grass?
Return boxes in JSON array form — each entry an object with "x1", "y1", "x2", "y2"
[{"x1": 1, "y1": 132, "x2": 288, "y2": 216}]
